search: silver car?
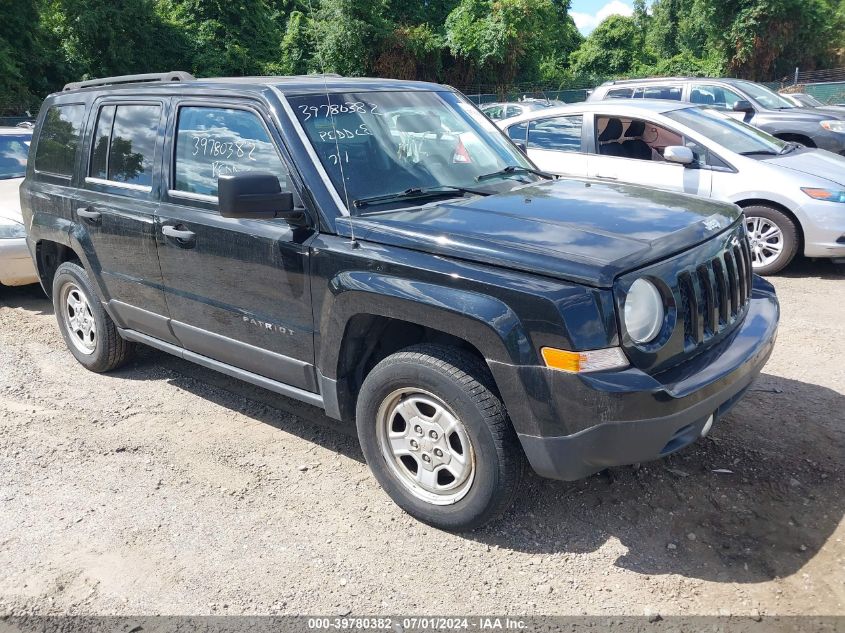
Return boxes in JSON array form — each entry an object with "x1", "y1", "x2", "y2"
[
  {"x1": 499, "y1": 100, "x2": 845, "y2": 274},
  {"x1": 0, "y1": 127, "x2": 37, "y2": 286}
]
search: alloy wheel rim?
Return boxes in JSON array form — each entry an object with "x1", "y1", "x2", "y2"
[
  {"x1": 61, "y1": 282, "x2": 97, "y2": 355},
  {"x1": 745, "y1": 216, "x2": 784, "y2": 268},
  {"x1": 375, "y1": 388, "x2": 475, "y2": 506}
]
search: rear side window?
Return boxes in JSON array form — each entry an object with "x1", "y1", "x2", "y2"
[
  {"x1": 89, "y1": 104, "x2": 160, "y2": 187},
  {"x1": 173, "y1": 107, "x2": 289, "y2": 197},
  {"x1": 527, "y1": 115, "x2": 583, "y2": 152},
  {"x1": 34, "y1": 104, "x2": 85, "y2": 177},
  {"x1": 0, "y1": 134, "x2": 31, "y2": 180},
  {"x1": 641, "y1": 86, "x2": 683, "y2": 100},
  {"x1": 606, "y1": 88, "x2": 633, "y2": 99}
]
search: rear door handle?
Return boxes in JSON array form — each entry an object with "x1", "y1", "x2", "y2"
[
  {"x1": 76, "y1": 207, "x2": 101, "y2": 221},
  {"x1": 162, "y1": 224, "x2": 196, "y2": 245}
]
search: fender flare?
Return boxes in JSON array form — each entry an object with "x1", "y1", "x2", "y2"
[{"x1": 317, "y1": 271, "x2": 535, "y2": 380}]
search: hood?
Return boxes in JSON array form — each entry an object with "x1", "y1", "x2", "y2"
[
  {"x1": 760, "y1": 107, "x2": 845, "y2": 123},
  {"x1": 0, "y1": 177, "x2": 24, "y2": 223},
  {"x1": 765, "y1": 147, "x2": 845, "y2": 187},
  {"x1": 338, "y1": 178, "x2": 740, "y2": 287}
]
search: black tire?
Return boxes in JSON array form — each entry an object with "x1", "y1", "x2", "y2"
[
  {"x1": 356, "y1": 344, "x2": 524, "y2": 531},
  {"x1": 743, "y1": 205, "x2": 799, "y2": 275},
  {"x1": 52, "y1": 261, "x2": 133, "y2": 372}
]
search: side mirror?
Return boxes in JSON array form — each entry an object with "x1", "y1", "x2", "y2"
[
  {"x1": 515, "y1": 142, "x2": 528, "y2": 154},
  {"x1": 664, "y1": 145, "x2": 695, "y2": 165},
  {"x1": 218, "y1": 173, "x2": 298, "y2": 220},
  {"x1": 733, "y1": 100, "x2": 754, "y2": 114}
]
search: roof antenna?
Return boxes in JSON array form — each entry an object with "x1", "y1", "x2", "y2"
[{"x1": 307, "y1": 0, "x2": 358, "y2": 248}]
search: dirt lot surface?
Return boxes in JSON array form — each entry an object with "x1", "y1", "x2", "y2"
[{"x1": 0, "y1": 259, "x2": 843, "y2": 618}]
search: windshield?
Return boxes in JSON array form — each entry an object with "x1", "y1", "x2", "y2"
[
  {"x1": 665, "y1": 107, "x2": 787, "y2": 155},
  {"x1": 734, "y1": 81, "x2": 797, "y2": 109},
  {"x1": 288, "y1": 90, "x2": 536, "y2": 213},
  {"x1": 0, "y1": 134, "x2": 31, "y2": 179}
]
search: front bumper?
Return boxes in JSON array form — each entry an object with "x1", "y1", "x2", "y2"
[
  {"x1": 798, "y1": 198, "x2": 845, "y2": 258},
  {"x1": 515, "y1": 278, "x2": 779, "y2": 481},
  {"x1": 0, "y1": 237, "x2": 38, "y2": 286}
]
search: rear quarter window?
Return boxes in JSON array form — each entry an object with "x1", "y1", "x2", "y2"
[{"x1": 34, "y1": 104, "x2": 85, "y2": 177}]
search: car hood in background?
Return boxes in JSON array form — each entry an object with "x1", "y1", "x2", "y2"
[
  {"x1": 339, "y1": 178, "x2": 740, "y2": 287},
  {"x1": 0, "y1": 177, "x2": 24, "y2": 223},
  {"x1": 765, "y1": 148, "x2": 845, "y2": 187}
]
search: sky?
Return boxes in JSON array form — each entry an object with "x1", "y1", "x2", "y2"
[{"x1": 570, "y1": 0, "x2": 643, "y2": 35}]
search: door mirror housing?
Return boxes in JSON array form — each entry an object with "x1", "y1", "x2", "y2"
[
  {"x1": 218, "y1": 173, "x2": 298, "y2": 220},
  {"x1": 515, "y1": 142, "x2": 528, "y2": 154},
  {"x1": 733, "y1": 99, "x2": 755, "y2": 114},
  {"x1": 664, "y1": 145, "x2": 695, "y2": 165}
]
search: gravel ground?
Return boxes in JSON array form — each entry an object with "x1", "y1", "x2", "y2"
[{"x1": 0, "y1": 258, "x2": 843, "y2": 618}]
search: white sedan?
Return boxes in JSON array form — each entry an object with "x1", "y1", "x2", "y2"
[
  {"x1": 0, "y1": 127, "x2": 38, "y2": 286},
  {"x1": 499, "y1": 100, "x2": 845, "y2": 274}
]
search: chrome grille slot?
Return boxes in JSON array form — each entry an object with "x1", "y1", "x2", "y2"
[
  {"x1": 677, "y1": 237, "x2": 752, "y2": 348},
  {"x1": 696, "y1": 265, "x2": 716, "y2": 336}
]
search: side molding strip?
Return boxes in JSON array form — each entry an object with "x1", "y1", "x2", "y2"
[{"x1": 118, "y1": 328, "x2": 325, "y2": 408}]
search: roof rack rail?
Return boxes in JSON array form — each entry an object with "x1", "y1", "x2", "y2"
[{"x1": 63, "y1": 71, "x2": 195, "y2": 92}]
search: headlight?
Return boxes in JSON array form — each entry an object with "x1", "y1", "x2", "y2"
[
  {"x1": 820, "y1": 120, "x2": 845, "y2": 133},
  {"x1": 0, "y1": 218, "x2": 27, "y2": 239},
  {"x1": 624, "y1": 278, "x2": 665, "y2": 344},
  {"x1": 802, "y1": 187, "x2": 845, "y2": 203}
]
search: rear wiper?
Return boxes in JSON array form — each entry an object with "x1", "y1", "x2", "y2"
[
  {"x1": 475, "y1": 165, "x2": 556, "y2": 183},
  {"x1": 352, "y1": 185, "x2": 491, "y2": 209}
]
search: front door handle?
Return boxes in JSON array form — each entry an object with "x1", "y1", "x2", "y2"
[
  {"x1": 76, "y1": 207, "x2": 101, "y2": 221},
  {"x1": 162, "y1": 224, "x2": 196, "y2": 245}
]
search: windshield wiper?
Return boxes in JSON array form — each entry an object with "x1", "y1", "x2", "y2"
[
  {"x1": 739, "y1": 150, "x2": 779, "y2": 156},
  {"x1": 352, "y1": 185, "x2": 491, "y2": 210},
  {"x1": 475, "y1": 165, "x2": 556, "y2": 183}
]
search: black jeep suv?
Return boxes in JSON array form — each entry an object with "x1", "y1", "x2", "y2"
[{"x1": 21, "y1": 72, "x2": 779, "y2": 530}]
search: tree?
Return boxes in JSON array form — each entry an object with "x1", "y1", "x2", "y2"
[
  {"x1": 308, "y1": 0, "x2": 391, "y2": 76},
  {"x1": 570, "y1": 14, "x2": 645, "y2": 78},
  {"x1": 445, "y1": 0, "x2": 580, "y2": 91},
  {"x1": 156, "y1": 0, "x2": 282, "y2": 76},
  {"x1": 42, "y1": 0, "x2": 185, "y2": 80}
]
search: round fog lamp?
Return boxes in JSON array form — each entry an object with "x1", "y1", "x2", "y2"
[{"x1": 624, "y1": 278, "x2": 664, "y2": 344}]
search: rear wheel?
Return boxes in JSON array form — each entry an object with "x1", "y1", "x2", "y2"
[
  {"x1": 52, "y1": 261, "x2": 133, "y2": 372},
  {"x1": 743, "y1": 205, "x2": 799, "y2": 275},
  {"x1": 356, "y1": 344, "x2": 524, "y2": 531}
]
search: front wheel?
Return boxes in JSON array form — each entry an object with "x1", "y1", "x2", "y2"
[
  {"x1": 356, "y1": 345, "x2": 524, "y2": 531},
  {"x1": 743, "y1": 205, "x2": 799, "y2": 275}
]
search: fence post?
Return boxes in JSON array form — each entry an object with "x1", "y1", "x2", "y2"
[{"x1": 794, "y1": 67, "x2": 799, "y2": 86}]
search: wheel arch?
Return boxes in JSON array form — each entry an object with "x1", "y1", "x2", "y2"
[
  {"x1": 316, "y1": 272, "x2": 534, "y2": 422},
  {"x1": 735, "y1": 198, "x2": 805, "y2": 253},
  {"x1": 772, "y1": 132, "x2": 816, "y2": 148}
]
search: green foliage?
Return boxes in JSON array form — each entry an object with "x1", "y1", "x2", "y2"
[
  {"x1": 308, "y1": 0, "x2": 391, "y2": 76},
  {"x1": 570, "y1": 14, "x2": 647, "y2": 77},
  {"x1": 2, "y1": 0, "x2": 845, "y2": 115},
  {"x1": 445, "y1": 0, "x2": 581, "y2": 88}
]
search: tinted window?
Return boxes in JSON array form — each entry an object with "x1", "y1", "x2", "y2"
[
  {"x1": 34, "y1": 105, "x2": 85, "y2": 176},
  {"x1": 174, "y1": 107, "x2": 289, "y2": 197},
  {"x1": 106, "y1": 105, "x2": 160, "y2": 186},
  {"x1": 690, "y1": 85, "x2": 742, "y2": 110},
  {"x1": 606, "y1": 88, "x2": 633, "y2": 99},
  {"x1": 0, "y1": 134, "x2": 31, "y2": 179},
  {"x1": 90, "y1": 105, "x2": 115, "y2": 180},
  {"x1": 642, "y1": 86, "x2": 683, "y2": 100},
  {"x1": 527, "y1": 115, "x2": 583, "y2": 151}
]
